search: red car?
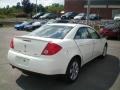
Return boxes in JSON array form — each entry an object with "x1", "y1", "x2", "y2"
[{"x1": 100, "y1": 21, "x2": 120, "y2": 39}]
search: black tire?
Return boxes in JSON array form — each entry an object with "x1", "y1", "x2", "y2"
[
  {"x1": 101, "y1": 45, "x2": 107, "y2": 58},
  {"x1": 65, "y1": 57, "x2": 81, "y2": 83}
]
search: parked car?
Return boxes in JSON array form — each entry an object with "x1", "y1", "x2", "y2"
[
  {"x1": 14, "y1": 21, "x2": 30, "y2": 30},
  {"x1": 114, "y1": 14, "x2": 120, "y2": 20},
  {"x1": 74, "y1": 13, "x2": 86, "y2": 20},
  {"x1": 8, "y1": 23, "x2": 107, "y2": 82},
  {"x1": 89, "y1": 14, "x2": 101, "y2": 20},
  {"x1": 61, "y1": 12, "x2": 78, "y2": 19},
  {"x1": 100, "y1": 21, "x2": 120, "y2": 39},
  {"x1": 47, "y1": 19, "x2": 69, "y2": 24},
  {"x1": 32, "y1": 12, "x2": 45, "y2": 19},
  {"x1": 40, "y1": 13, "x2": 57, "y2": 19},
  {"x1": 24, "y1": 21, "x2": 46, "y2": 31},
  {"x1": 24, "y1": 21, "x2": 40, "y2": 31}
]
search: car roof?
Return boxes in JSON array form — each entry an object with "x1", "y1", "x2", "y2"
[{"x1": 46, "y1": 23, "x2": 88, "y2": 27}]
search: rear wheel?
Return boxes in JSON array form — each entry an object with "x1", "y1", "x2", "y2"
[{"x1": 66, "y1": 57, "x2": 81, "y2": 82}]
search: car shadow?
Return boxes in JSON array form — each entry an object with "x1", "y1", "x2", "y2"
[{"x1": 16, "y1": 55, "x2": 120, "y2": 90}]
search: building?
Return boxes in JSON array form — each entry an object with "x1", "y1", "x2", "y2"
[{"x1": 64, "y1": 0, "x2": 120, "y2": 19}]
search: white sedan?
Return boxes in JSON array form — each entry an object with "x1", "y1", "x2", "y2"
[
  {"x1": 114, "y1": 14, "x2": 120, "y2": 20},
  {"x1": 8, "y1": 23, "x2": 107, "y2": 82}
]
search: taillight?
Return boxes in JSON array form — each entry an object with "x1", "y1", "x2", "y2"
[
  {"x1": 41, "y1": 42, "x2": 62, "y2": 55},
  {"x1": 10, "y1": 38, "x2": 14, "y2": 49}
]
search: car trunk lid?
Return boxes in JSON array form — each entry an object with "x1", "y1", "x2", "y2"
[{"x1": 13, "y1": 36, "x2": 53, "y2": 57}]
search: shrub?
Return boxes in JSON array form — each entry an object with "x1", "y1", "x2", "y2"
[
  {"x1": 16, "y1": 13, "x2": 28, "y2": 18},
  {"x1": 0, "y1": 15, "x2": 7, "y2": 19}
]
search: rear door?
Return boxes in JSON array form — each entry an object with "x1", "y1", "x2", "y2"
[{"x1": 74, "y1": 27, "x2": 94, "y2": 63}]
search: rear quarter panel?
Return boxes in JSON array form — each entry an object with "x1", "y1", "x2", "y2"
[{"x1": 57, "y1": 39, "x2": 84, "y2": 66}]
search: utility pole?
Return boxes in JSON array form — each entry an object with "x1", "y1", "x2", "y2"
[
  {"x1": 87, "y1": 0, "x2": 90, "y2": 25},
  {"x1": 36, "y1": 0, "x2": 38, "y2": 13}
]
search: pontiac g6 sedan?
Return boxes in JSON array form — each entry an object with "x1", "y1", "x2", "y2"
[{"x1": 8, "y1": 23, "x2": 107, "y2": 82}]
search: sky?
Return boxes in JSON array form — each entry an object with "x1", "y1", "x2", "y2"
[{"x1": 0, "y1": 0, "x2": 64, "y2": 8}]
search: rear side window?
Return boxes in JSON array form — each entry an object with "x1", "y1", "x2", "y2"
[
  {"x1": 28, "y1": 25, "x2": 73, "y2": 39},
  {"x1": 74, "y1": 27, "x2": 91, "y2": 39}
]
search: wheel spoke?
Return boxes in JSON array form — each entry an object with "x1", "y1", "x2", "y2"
[{"x1": 69, "y1": 61, "x2": 79, "y2": 80}]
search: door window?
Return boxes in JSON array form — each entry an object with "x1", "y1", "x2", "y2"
[
  {"x1": 87, "y1": 28, "x2": 100, "y2": 39},
  {"x1": 74, "y1": 27, "x2": 91, "y2": 39}
]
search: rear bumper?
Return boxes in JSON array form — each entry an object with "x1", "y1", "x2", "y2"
[{"x1": 8, "y1": 50, "x2": 68, "y2": 75}]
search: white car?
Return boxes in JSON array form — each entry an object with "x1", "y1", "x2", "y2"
[
  {"x1": 74, "y1": 13, "x2": 86, "y2": 20},
  {"x1": 114, "y1": 14, "x2": 120, "y2": 20},
  {"x1": 32, "y1": 22, "x2": 41, "y2": 26},
  {"x1": 8, "y1": 23, "x2": 107, "y2": 82}
]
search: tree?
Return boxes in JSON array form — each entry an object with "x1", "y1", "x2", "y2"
[
  {"x1": 32, "y1": 4, "x2": 46, "y2": 13},
  {"x1": 22, "y1": 0, "x2": 33, "y2": 14},
  {"x1": 37, "y1": 4, "x2": 46, "y2": 12},
  {"x1": 16, "y1": 2, "x2": 21, "y2": 8},
  {"x1": 46, "y1": 3, "x2": 64, "y2": 14}
]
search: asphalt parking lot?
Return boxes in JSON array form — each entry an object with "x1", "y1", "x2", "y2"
[{"x1": 0, "y1": 27, "x2": 120, "y2": 90}]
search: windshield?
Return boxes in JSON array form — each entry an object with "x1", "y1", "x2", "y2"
[
  {"x1": 78, "y1": 13, "x2": 85, "y2": 16},
  {"x1": 34, "y1": 13, "x2": 41, "y2": 16},
  {"x1": 21, "y1": 21, "x2": 28, "y2": 25},
  {"x1": 47, "y1": 19, "x2": 56, "y2": 24},
  {"x1": 90, "y1": 14, "x2": 96, "y2": 17},
  {"x1": 28, "y1": 25, "x2": 73, "y2": 39},
  {"x1": 105, "y1": 22, "x2": 120, "y2": 29},
  {"x1": 64, "y1": 12, "x2": 72, "y2": 16},
  {"x1": 42, "y1": 13, "x2": 50, "y2": 17}
]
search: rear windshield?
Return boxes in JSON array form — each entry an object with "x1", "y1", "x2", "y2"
[
  {"x1": 78, "y1": 13, "x2": 85, "y2": 16},
  {"x1": 105, "y1": 21, "x2": 120, "y2": 30},
  {"x1": 28, "y1": 25, "x2": 73, "y2": 39}
]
